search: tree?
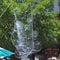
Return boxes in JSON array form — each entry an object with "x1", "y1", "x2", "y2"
[{"x1": 0, "y1": 0, "x2": 60, "y2": 51}]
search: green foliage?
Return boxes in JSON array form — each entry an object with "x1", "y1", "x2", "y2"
[
  {"x1": 0, "y1": 9, "x2": 15, "y2": 51},
  {"x1": 0, "y1": 0, "x2": 60, "y2": 51},
  {"x1": 39, "y1": 20, "x2": 60, "y2": 47}
]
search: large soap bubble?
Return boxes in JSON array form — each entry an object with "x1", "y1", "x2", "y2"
[{"x1": 11, "y1": 12, "x2": 42, "y2": 59}]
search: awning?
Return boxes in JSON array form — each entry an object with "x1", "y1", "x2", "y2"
[{"x1": 0, "y1": 47, "x2": 14, "y2": 57}]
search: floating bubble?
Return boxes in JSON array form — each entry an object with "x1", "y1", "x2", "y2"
[{"x1": 11, "y1": 12, "x2": 42, "y2": 59}]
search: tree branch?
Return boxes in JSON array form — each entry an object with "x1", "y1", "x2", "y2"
[{"x1": 0, "y1": 3, "x2": 12, "y2": 18}]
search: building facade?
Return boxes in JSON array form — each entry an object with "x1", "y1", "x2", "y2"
[
  {"x1": 54, "y1": 0, "x2": 59, "y2": 12},
  {"x1": 54, "y1": 0, "x2": 60, "y2": 19}
]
